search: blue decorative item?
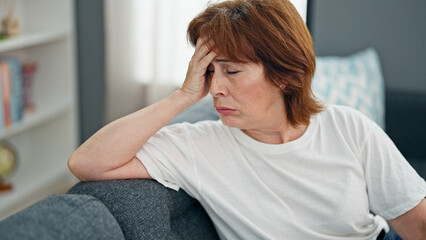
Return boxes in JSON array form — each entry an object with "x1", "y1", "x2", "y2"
[{"x1": 312, "y1": 48, "x2": 385, "y2": 129}]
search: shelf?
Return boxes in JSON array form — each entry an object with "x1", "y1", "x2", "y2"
[
  {"x1": 0, "y1": 30, "x2": 69, "y2": 53},
  {"x1": 0, "y1": 101, "x2": 73, "y2": 140},
  {"x1": 0, "y1": 0, "x2": 78, "y2": 222},
  {"x1": 0, "y1": 99, "x2": 77, "y2": 220}
]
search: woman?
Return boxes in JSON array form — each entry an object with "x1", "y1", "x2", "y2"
[{"x1": 68, "y1": 0, "x2": 426, "y2": 239}]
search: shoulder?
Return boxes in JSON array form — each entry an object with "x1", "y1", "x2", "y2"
[
  {"x1": 316, "y1": 104, "x2": 383, "y2": 143},
  {"x1": 161, "y1": 120, "x2": 236, "y2": 149},
  {"x1": 167, "y1": 119, "x2": 225, "y2": 130},
  {"x1": 319, "y1": 104, "x2": 377, "y2": 129},
  {"x1": 147, "y1": 120, "x2": 228, "y2": 148},
  {"x1": 314, "y1": 105, "x2": 389, "y2": 162},
  {"x1": 322, "y1": 104, "x2": 369, "y2": 119},
  {"x1": 162, "y1": 120, "x2": 227, "y2": 136}
]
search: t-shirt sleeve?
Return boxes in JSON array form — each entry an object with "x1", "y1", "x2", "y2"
[
  {"x1": 362, "y1": 120, "x2": 426, "y2": 220},
  {"x1": 136, "y1": 123, "x2": 199, "y2": 197}
]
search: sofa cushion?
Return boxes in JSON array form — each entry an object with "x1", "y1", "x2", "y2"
[
  {"x1": 0, "y1": 194, "x2": 124, "y2": 240},
  {"x1": 312, "y1": 48, "x2": 385, "y2": 129},
  {"x1": 67, "y1": 179, "x2": 219, "y2": 240}
]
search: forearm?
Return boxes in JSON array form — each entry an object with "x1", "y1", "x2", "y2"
[
  {"x1": 389, "y1": 199, "x2": 426, "y2": 240},
  {"x1": 69, "y1": 37, "x2": 216, "y2": 181},
  {"x1": 68, "y1": 90, "x2": 194, "y2": 178}
]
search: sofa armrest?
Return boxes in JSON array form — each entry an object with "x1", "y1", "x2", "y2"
[
  {"x1": 67, "y1": 179, "x2": 219, "y2": 240},
  {"x1": 0, "y1": 194, "x2": 124, "y2": 240},
  {"x1": 385, "y1": 89, "x2": 426, "y2": 160}
]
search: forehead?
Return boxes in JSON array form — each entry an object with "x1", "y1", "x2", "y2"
[{"x1": 211, "y1": 43, "x2": 256, "y2": 62}]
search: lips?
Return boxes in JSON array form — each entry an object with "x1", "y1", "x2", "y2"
[{"x1": 215, "y1": 106, "x2": 236, "y2": 115}]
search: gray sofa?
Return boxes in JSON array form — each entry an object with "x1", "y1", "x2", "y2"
[{"x1": 0, "y1": 89, "x2": 425, "y2": 240}]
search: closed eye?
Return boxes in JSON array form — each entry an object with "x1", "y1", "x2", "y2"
[{"x1": 227, "y1": 71, "x2": 241, "y2": 75}]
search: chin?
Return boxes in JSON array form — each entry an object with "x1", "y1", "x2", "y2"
[{"x1": 219, "y1": 115, "x2": 243, "y2": 128}]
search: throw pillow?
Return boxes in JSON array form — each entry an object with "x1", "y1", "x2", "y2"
[{"x1": 312, "y1": 48, "x2": 385, "y2": 129}]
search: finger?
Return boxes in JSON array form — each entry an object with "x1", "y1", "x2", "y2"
[
  {"x1": 195, "y1": 36, "x2": 209, "y2": 50},
  {"x1": 193, "y1": 39, "x2": 216, "y2": 63},
  {"x1": 190, "y1": 49, "x2": 217, "y2": 78},
  {"x1": 199, "y1": 48, "x2": 218, "y2": 70},
  {"x1": 190, "y1": 52, "x2": 217, "y2": 79}
]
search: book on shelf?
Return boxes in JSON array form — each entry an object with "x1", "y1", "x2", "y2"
[
  {"x1": 8, "y1": 58, "x2": 24, "y2": 124},
  {"x1": 0, "y1": 57, "x2": 33, "y2": 133},
  {"x1": 0, "y1": 61, "x2": 12, "y2": 129},
  {"x1": 0, "y1": 63, "x2": 4, "y2": 132}
]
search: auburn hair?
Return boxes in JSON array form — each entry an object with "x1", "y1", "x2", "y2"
[{"x1": 187, "y1": 0, "x2": 323, "y2": 126}]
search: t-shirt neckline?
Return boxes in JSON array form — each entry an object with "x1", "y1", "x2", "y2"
[{"x1": 228, "y1": 114, "x2": 319, "y2": 154}]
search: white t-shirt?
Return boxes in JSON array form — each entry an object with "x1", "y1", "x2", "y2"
[{"x1": 136, "y1": 104, "x2": 426, "y2": 240}]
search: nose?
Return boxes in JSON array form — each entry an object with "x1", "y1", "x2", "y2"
[{"x1": 208, "y1": 71, "x2": 229, "y2": 97}]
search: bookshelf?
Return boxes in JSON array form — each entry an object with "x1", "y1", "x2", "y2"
[
  {"x1": 0, "y1": 0, "x2": 78, "y2": 220},
  {"x1": 0, "y1": 31, "x2": 69, "y2": 53}
]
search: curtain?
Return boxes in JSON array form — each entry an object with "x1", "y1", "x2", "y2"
[{"x1": 106, "y1": 0, "x2": 209, "y2": 86}]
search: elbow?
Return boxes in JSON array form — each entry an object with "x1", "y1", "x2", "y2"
[
  {"x1": 418, "y1": 207, "x2": 426, "y2": 240},
  {"x1": 67, "y1": 153, "x2": 76, "y2": 172},
  {"x1": 414, "y1": 224, "x2": 426, "y2": 240},
  {"x1": 421, "y1": 220, "x2": 426, "y2": 240},
  {"x1": 67, "y1": 153, "x2": 90, "y2": 182}
]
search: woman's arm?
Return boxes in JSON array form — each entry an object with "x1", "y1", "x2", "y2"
[
  {"x1": 68, "y1": 38, "x2": 217, "y2": 181},
  {"x1": 388, "y1": 198, "x2": 426, "y2": 240},
  {"x1": 68, "y1": 90, "x2": 192, "y2": 181}
]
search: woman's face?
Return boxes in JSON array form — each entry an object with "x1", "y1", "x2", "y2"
[{"x1": 207, "y1": 56, "x2": 286, "y2": 130}]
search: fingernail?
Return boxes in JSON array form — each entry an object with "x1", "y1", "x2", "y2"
[{"x1": 213, "y1": 47, "x2": 219, "y2": 53}]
